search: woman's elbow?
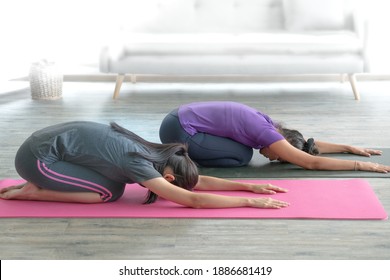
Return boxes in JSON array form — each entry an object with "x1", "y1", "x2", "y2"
[
  {"x1": 185, "y1": 194, "x2": 206, "y2": 209},
  {"x1": 301, "y1": 161, "x2": 321, "y2": 170}
]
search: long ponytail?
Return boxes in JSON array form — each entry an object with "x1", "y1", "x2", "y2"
[{"x1": 110, "y1": 122, "x2": 199, "y2": 203}]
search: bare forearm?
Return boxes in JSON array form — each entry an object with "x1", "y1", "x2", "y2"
[
  {"x1": 144, "y1": 178, "x2": 289, "y2": 209},
  {"x1": 187, "y1": 192, "x2": 288, "y2": 209},
  {"x1": 315, "y1": 141, "x2": 382, "y2": 157},
  {"x1": 190, "y1": 192, "x2": 252, "y2": 208},
  {"x1": 311, "y1": 157, "x2": 356, "y2": 170},
  {"x1": 315, "y1": 141, "x2": 351, "y2": 154},
  {"x1": 195, "y1": 175, "x2": 251, "y2": 191},
  {"x1": 311, "y1": 157, "x2": 389, "y2": 173}
]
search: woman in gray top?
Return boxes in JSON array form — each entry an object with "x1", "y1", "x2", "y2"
[{"x1": 0, "y1": 121, "x2": 289, "y2": 209}]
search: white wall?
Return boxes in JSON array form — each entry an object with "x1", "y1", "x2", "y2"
[
  {"x1": 1, "y1": 0, "x2": 390, "y2": 79},
  {"x1": 0, "y1": 0, "x2": 116, "y2": 78},
  {"x1": 362, "y1": 0, "x2": 390, "y2": 73}
]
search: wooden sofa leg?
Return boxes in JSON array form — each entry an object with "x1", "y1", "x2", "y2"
[
  {"x1": 348, "y1": 74, "x2": 360, "y2": 100},
  {"x1": 113, "y1": 74, "x2": 125, "y2": 99}
]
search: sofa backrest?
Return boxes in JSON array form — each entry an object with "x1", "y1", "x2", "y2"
[{"x1": 118, "y1": 0, "x2": 355, "y2": 33}]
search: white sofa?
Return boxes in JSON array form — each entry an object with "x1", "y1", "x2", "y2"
[{"x1": 99, "y1": 0, "x2": 368, "y2": 99}]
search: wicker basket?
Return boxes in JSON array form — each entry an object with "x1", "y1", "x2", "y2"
[{"x1": 29, "y1": 60, "x2": 63, "y2": 100}]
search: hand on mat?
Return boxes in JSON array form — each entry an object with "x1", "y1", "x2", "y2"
[
  {"x1": 349, "y1": 147, "x2": 382, "y2": 157},
  {"x1": 358, "y1": 162, "x2": 390, "y2": 173},
  {"x1": 249, "y1": 183, "x2": 288, "y2": 194},
  {"x1": 250, "y1": 197, "x2": 289, "y2": 209}
]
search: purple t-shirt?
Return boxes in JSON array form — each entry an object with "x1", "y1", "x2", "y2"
[{"x1": 178, "y1": 101, "x2": 284, "y2": 149}]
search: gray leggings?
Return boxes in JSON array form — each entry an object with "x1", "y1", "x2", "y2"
[
  {"x1": 14, "y1": 138, "x2": 125, "y2": 202},
  {"x1": 159, "y1": 108, "x2": 253, "y2": 167}
]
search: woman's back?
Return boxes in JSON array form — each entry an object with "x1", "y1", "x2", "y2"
[{"x1": 178, "y1": 101, "x2": 283, "y2": 149}]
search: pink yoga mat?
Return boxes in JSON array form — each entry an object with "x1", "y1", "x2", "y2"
[{"x1": 0, "y1": 179, "x2": 387, "y2": 219}]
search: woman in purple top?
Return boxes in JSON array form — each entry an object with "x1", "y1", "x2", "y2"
[{"x1": 159, "y1": 101, "x2": 390, "y2": 173}]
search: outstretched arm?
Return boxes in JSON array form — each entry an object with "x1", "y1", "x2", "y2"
[
  {"x1": 270, "y1": 140, "x2": 390, "y2": 173},
  {"x1": 315, "y1": 140, "x2": 382, "y2": 156},
  {"x1": 142, "y1": 177, "x2": 289, "y2": 209},
  {"x1": 194, "y1": 175, "x2": 288, "y2": 194}
]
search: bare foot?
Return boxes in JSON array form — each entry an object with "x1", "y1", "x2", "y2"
[
  {"x1": 0, "y1": 182, "x2": 40, "y2": 200},
  {"x1": 0, "y1": 183, "x2": 25, "y2": 194}
]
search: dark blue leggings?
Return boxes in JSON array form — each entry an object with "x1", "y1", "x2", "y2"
[
  {"x1": 14, "y1": 138, "x2": 125, "y2": 202},
  {"x1": 159, "y1": 109, "x2": 253, "y2": 167}
]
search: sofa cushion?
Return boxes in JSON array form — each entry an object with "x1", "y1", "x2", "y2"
[
  {"x1": 283, "y1": 0, "x2": 348, "y2": 31},
  {"x1": 116, "y1": 32, "x2": 362, "y2": 57},
  {"x1": 108, "y1": 53, "x2": 364, "y2": 75}
]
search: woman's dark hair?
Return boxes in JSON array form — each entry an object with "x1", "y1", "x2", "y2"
[
  {"x1": 110, "y1": 122, "x2": 199, "y2": 204},
  {"x1": 277, "y1": 124, "x2": 319, "y2": 155}
]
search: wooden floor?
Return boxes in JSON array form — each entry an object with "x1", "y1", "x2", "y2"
[{"x1": 0, "y1": 79, "x2": 389, "y2": 260}]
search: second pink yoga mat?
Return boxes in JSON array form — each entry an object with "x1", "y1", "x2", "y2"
[{"x1": 0, "y1": 179, "x2": 387, "y2": 219}]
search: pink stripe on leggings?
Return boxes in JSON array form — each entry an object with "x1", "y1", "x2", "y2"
[{"x1": 37, "y1": 160, "x2": 112, "y2": 202}]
